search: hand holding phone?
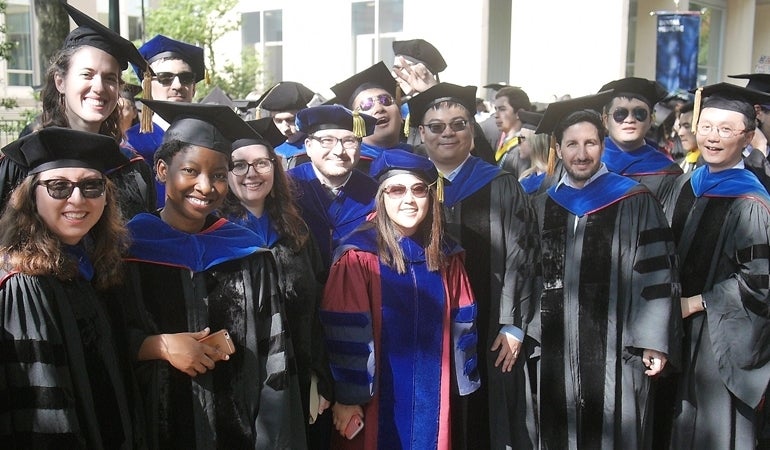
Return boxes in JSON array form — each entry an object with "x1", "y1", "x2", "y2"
[
  {"x1": 344, "y1": 414, "x2": 364, "y2": 440},
  {"x1": 197, "y1": 329, "x2": 235, "y2": 356}
]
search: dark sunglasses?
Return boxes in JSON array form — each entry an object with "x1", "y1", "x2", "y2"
[
  {"x1": 611, "y1": 107, "x2": 649, "y2": 123},
  {"x1": 153, "y1": 71, "x2": 196, "y2": 86},
  {"x1": 422, "y1": 119, "x2": 469, "y2": 134},
  {"x1": 357, "y1": 94, "x2": 394, "y2": 112},
  {"x1": 37, "y1": 179, "x2": 106, "y2": 200},
  {"x1": 382, "y1": 183, "x2": 430, "y2": 199}
]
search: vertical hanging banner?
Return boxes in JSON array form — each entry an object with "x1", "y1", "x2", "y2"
[{"x1": 655, "y1": 12, "x2": 701, "y2": 93}]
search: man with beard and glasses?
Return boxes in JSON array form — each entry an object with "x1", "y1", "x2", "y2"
[
  {"x1": 599, "y1": 77, "x2": 683, "y2": 201},
  {"x1": 532, "y1": 92, "x2": 681, "y2": 450}
]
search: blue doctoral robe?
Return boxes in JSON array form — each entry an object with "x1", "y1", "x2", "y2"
[{"x1": 126, "y1": 122, "x2": 166, "y2": 207}]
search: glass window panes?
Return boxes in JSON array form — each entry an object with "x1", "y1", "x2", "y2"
[
  {"x1": 352, "y1": 1, "x2": 375, "y2": 35},
  {"x1": 242, "y1": 11, "x2": 261, "y2": 45},
  {"x1": 379, "y1": 0, "x2": 403, "y2": 33},
  {"x1": 264, "y1": 10, "x2": 282, "y2": 42},
  {"x1": 6, "y1": 3, "x2": 32, "y2": 86}
]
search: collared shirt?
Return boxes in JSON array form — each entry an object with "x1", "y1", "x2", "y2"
[
  {"x1": 442, "y1": 154, "x2": 473, "y2": 182},
  {"x1": 554, "y1": 163, "x2": 609, "y2": 191},
  {"x1": 153, "y1": 113, "x2": 170, "y2": 131},
  {"x1": 311, "y1": 165, "x2": 353, "y2": 197}
]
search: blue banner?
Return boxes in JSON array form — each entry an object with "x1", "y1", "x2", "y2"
[{"x1": 656, "y1": 13, "x2": 700, "y2": 93}]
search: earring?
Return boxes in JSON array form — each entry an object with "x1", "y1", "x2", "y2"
[{"x1": 59, "y1": 93, "x2": 65, "y2": 108}]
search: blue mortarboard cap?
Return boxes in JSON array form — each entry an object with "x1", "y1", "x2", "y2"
[
  {"x1": 296, "y1": 105, "x2": 377, "y2": 138},
  {"x1": 2, "y1": 127, "x2": 128, "y2": 175},
  {"x1": 134, "y1": 34, "x2": 205, "y2": 83},
  {"x1": 370, "y1": 149, "x2": 438, "y2": 184}
]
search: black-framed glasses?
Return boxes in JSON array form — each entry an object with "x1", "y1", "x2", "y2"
[
  {"x1": 421, "y1": 119, "x2": 469, "y2": 134},
  {"x1": 308, "y1": 135, "x2": 360, "y2": 149},
  {"x1": 153, "y1": 71, "x2": 196, "y2": 86},
  {"x1": 695, "y1": 124, "x2": 748, "y2": 139},
  {"x1": 231, "y1": 158, "x2": 274, "y2": 176},
  {"x1": 37, "y1": 178, "x2": 106, "y2": 200},
  {"x1": 382, "y1": 183, "x2": 430, "y2": 199},
  {"x1": 611, "y1": 107, "x2": 649, "y2": 123},
  {"x1": 357, "y1": 94, "x2": 394, "y2": 112}
]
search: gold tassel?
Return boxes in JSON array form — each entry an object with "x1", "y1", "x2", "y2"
[
  {"x1": 403, "y1": 112, "x2": 410, "y2": 138},
  {"x1": 395, "y1": 85, "x2": 402, "y2": 107},
  {"x1": 435, "y1": 173, "x2": 445, "y2": 203},
  {"x1": 353, "y1": 110, "x2": 366, "y2": 138},
  {"x1": 140, "y1": 67, "x2": 153, "y2": 133},
  {"x1": 546, "y1": 135, "x2": 557, "y2": 176},
  {"x1": 691, "y1": 87, "x2": 703, "y2": 133},
  {"x1": 205, "y1": 69, "x2": 211, "y2": 86}
]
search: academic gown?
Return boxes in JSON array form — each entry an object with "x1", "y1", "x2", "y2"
[
  {"x1": 320, "y1": 224, "x2": 480, "y2": 450},
  {"x1": 0, "y1": 144, "x2": 156, "y2": 220},
  {"x1": 743, "y1": 146, "x2": 770, "y2": 194},
  {"x1": 288, "y1": 163, "x2": 377, "y2": 269},
  {"x1": 602, "y1": 138, "x2": 683, "y2": 202},
  {"x1": 442, "y1": 156, "x2": 541, "y2": 449},
  {"x1": 0, "y1": 270, "x2": 138, "y2": 449},
  {"x1": 226, "y1": 212, "x2": 333, "y2": 429},
  {"x1": 664, "y1": 167, "x2": 770, "y2": 450},
  {"x1": 274, "y1": 134, "x2": 310, "y2": 170},
  {"x1": 125, "y1": 122, "x2": 166, "y2": 207},
  {"x1": 533, "y1": 172, "x2": 681, "y2": 450},
  {"x1": 121, "y1": 213, "x2": 306, "y2": 450}
]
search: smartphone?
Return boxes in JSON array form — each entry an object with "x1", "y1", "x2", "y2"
[
  {"x1": 344, "y1": 414, "x2": 364, "y2": 440},
  {"x1": 197, "y1": 329, "x2": 235, "y2": 355}
]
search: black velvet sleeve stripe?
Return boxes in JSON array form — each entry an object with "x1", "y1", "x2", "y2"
[
  {"x1": 0, "y1": 386, "x2": 70, "y2": 412},
  {"x1": 634, "y1": 255, "x2": 673, "y2": 274},
  {"x1": 0, "y1": 340, "x2": 67, "y2": 365},
  {"x1": 637, "y1": 227, "x2": 674, "y2": 246},
  {"x1": 0, "y1": 432, "x2": 82, "y2": 449},
  {"x1": 736, "y1": 244, "x2": 770, "y2": 265},
  {"x1": 744, "y1": 274, "x2": 770, "y2": 291},
  {"x1": 640, "y1": 283, "x2": 674, "y2": 301},
  {"x1": 738, "y1": 288, "x2": 770, "y2": 318}
]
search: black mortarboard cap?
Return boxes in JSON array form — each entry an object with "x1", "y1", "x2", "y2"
[
  {"x1": 392, "y1": 39, "x2": 447, "y2": 75},
  {"x1": 519, "y1": 110, "x2": 543, "y2": 131},
  {"x1": 407, "y1": 82, "x2": 477, "y2": 126},
  {"x1": 121, "y1": 83, "x2": 142, "y2": 98},
  {"x1": 482, "y1": 82, "x2": 509, "y2": 91},
  {"x1": 688, "y1": 82, "x2": 770, "y2": 126},
  {"x1": 243, "y1": 117, "x2": 287, "y2": 148},
  {"x1": 257, "y1": 81, "x2": 315, "y2": 112},
  {"x1": 296, "y1": 104, "x2": 377, "y2": 137},
  {"x1": 233, "y1": 99, "x2": 259, "y2": 112},
  {"x1": 370, "y1": 149, "x2": 438, "y2": 184},
  {"x1": 139, "y1": 99, "x2": 261, "y2": 155},
  {"x1": 330, "y1": 62, "x2": 398, "y2": 109},
  {"x1": 728, "y1": 73, "x2": 770, "y2": 95},
  {"x1": 134, "y1": 34, "x2": 205, "y2": 83},
  {"x1": 61, "y1": 1, "x2": 150, "y2": 73},
  {"x1": 599, "y1": 77, "x2": 669, "y2": 107},
  {"x1": 200, "y1": 86, "x2": 234, "y2": 108},
  {"x1": 2, "y1": 127, "x2": 128, "y2": 175},
  {"x1": 536, "y1": 91, "x2": 615, "y2": 135}
]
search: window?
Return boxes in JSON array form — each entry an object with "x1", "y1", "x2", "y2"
[
  {"x1": 691, "y1": 2, "x2": 723, "y2": 85},
  {"x1": 351, "y1": 0, "x2": 403, "y2": 72},
  {"x1": 625, "y1": 0, "x2": 637, "y2": 77},
  {"x1": 6, "y1": 2, "x2": 33, "y2": 86},
  {"x1": 242, "y1": 9, "x2": 282, "y2": 88}
]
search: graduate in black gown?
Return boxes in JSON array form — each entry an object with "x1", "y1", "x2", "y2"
[
  {"x1": 663, "y1": 83, "x2": 770, "y2": 450},
  {"x1": 409, "y1": 82, "x2": 541, "y2": 449},
  {"x1": 120, "y1": 100, "x2": 306, "y2": 449},
  {"x1": 0, "y1": 128, "x2": 140, "y2": 448},
  {"x1": 532, "y1": 94, "x2": 681, "y2": 450},
  {"x1": 0, "y1": 3, "x2": 156, "y2": 219}
]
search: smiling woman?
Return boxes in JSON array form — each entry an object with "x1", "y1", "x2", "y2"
[{"x1": 0, "y1": 128, "x2": 137, "y2": 448}]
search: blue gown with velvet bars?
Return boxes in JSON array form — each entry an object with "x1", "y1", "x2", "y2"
[
  {"x1": 320, "y1": 225, "x2": 480, "y2": 450},
  {"x1": 288, "y1": 163, "x2": 377, "y2": 268}
]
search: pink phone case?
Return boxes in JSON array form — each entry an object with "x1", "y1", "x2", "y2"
[{"x1": 344, "y1": 414, "x2": 364, "y2": 440}]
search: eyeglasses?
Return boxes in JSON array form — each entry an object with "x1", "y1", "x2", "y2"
[
  {"x1": 231, "y1": 158, "x2": 274, "y2": 176},
  {"x1": 308, "y1": 135, "x2": 360, "y2": 149},
  {"x1": 382, "y1": 183, "x2": 430, "y2": 199},
  {"x1": 153, "y1": 71, "x2": 196, "y2": 86},
  {"x1": 421, "y1": 119, "x2": 469, "y2": 134},
  {"x1": 356, "y1": 94, "x2": 394, "y2": 112},
  {"x1": 37, "y1": 178, "x2": 106, "y2": 200},
  {"x1": 611, "y1": 107, "x2": 649, "y2": 123},
  {"x1": 695, "y1": 124, "x2": 748, "y2": 139}
]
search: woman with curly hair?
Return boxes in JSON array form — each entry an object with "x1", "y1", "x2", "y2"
[
  {"x1": 0, "y1": 128, "x2": 138, "y2": 448},
  {"x1": 0, "y1": 2, "x2": 155, "y2": 219},
  {"x1": 219, "y1": 118, "x2": 333, "y2": 445}
]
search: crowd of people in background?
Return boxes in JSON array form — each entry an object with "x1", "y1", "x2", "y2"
[{"x1": 2, "y1": 2, "x2": 770, "y2": 449}]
